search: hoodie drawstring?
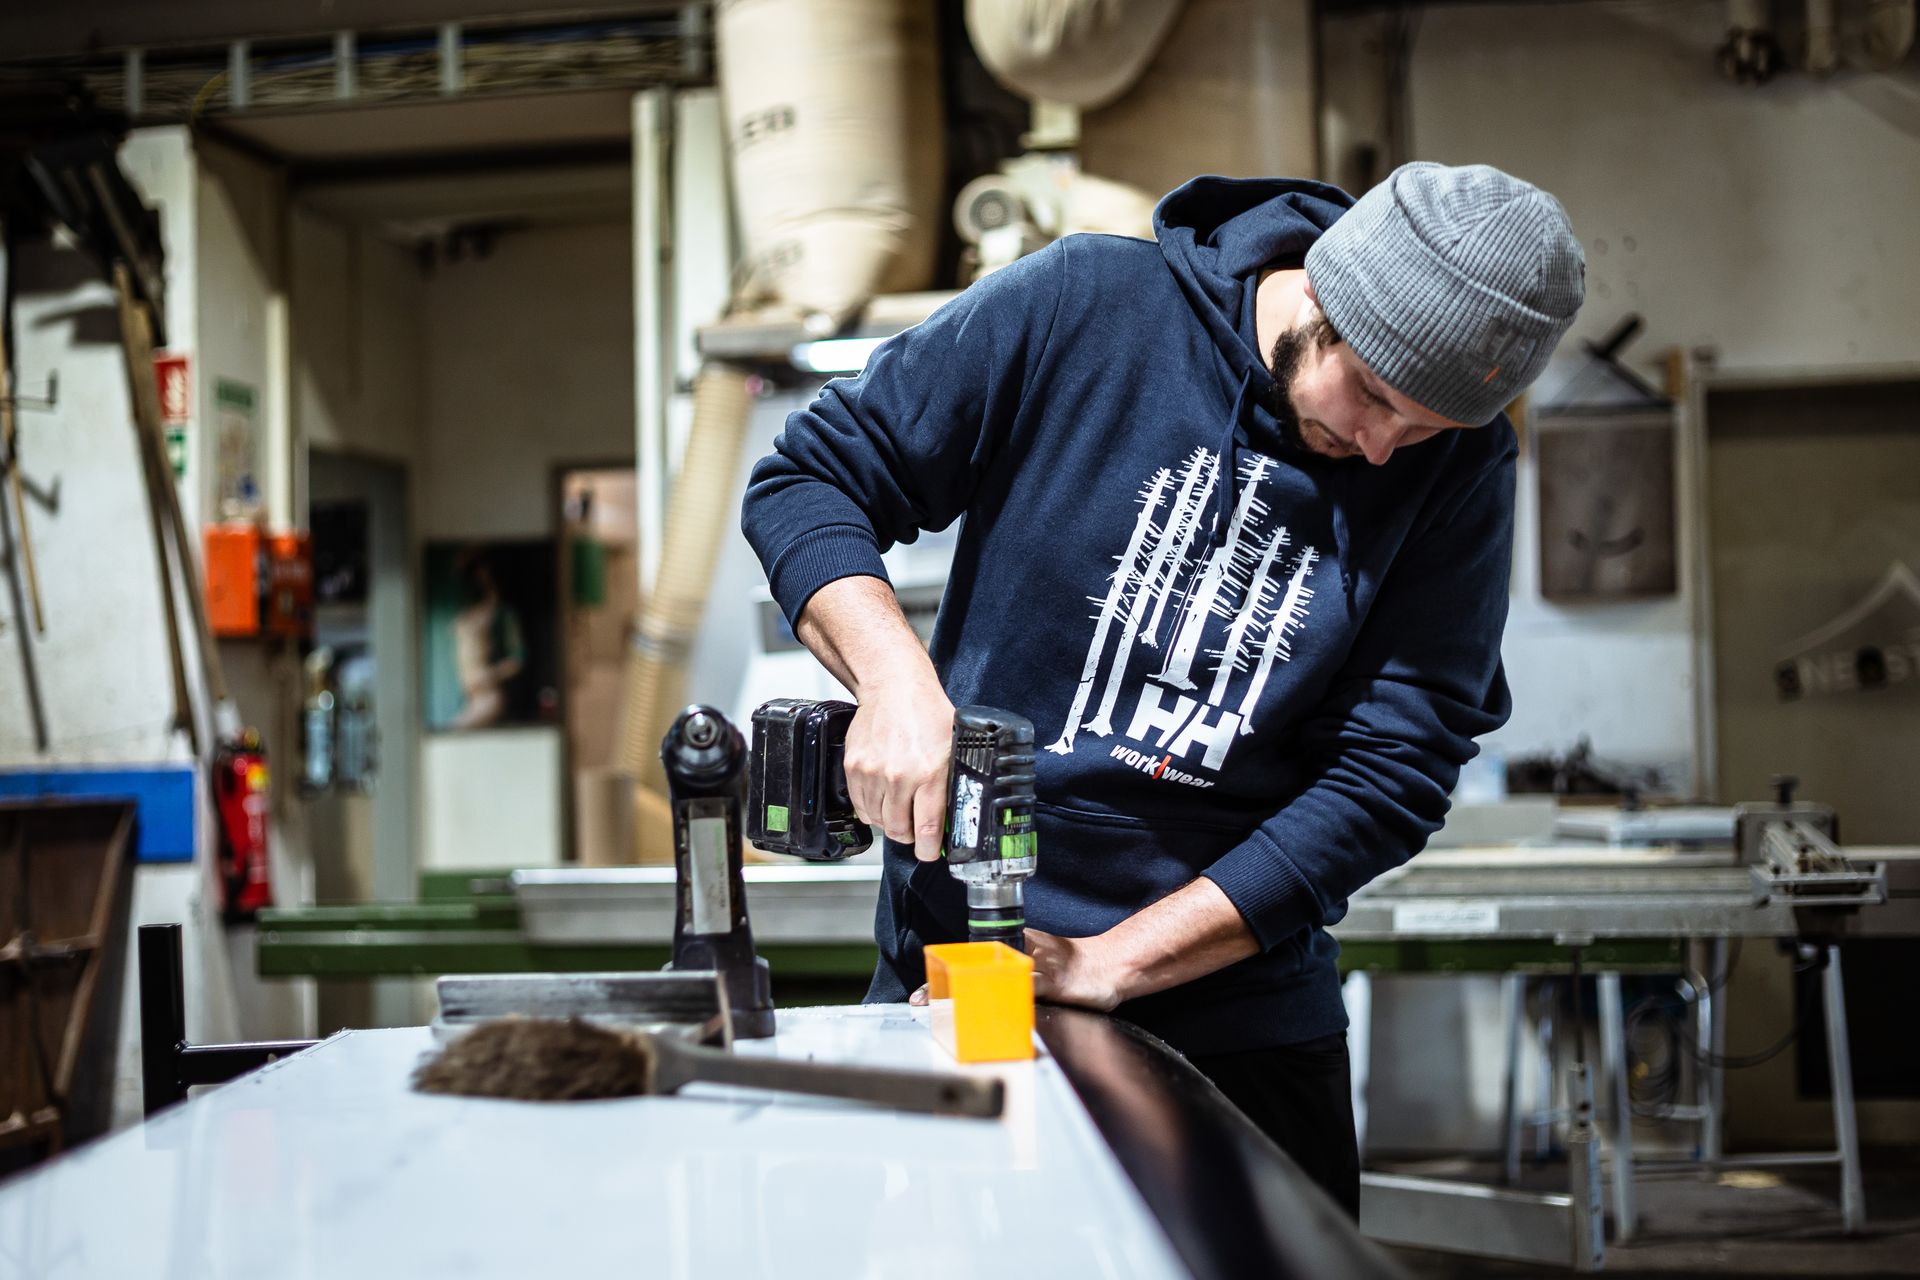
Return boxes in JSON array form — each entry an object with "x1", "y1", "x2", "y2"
[
  {"x1": 1330, "y1": 465, "x2": 1356, "y2": 618},
  {"x1": 1217, "y1": 368, "x2": 1254, "y2": 534}
]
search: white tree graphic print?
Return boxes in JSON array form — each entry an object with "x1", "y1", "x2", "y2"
[{"x1": 1046, "y1": 448, "x2": 1323, "y2": 765}]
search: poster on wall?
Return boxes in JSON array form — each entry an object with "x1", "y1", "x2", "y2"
[
  {"x1": 423, "y1": 540, "x2": 560, "y2": 731},
  {"x1": 214, "y1": 377, "x2": 259, "y2": 517},
  {"x1": 1535, "y1": 412, "x2": 1677, "y2": 601}
]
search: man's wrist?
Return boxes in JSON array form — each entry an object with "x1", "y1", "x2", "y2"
[
  {"x1": 1086, "y1": 878, "x2": 1262, "y2": 1006},
  {"x1": 856, "y1": 656, "x2": 945, "y2": 702},
  {"x1": 1091, "y1": 929, "x2": 1143, "y2": 1006}
]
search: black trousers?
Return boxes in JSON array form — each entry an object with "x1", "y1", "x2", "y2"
[{"x1": 1188, "y1": 1033, "x2": 1361, "y2": 1219}]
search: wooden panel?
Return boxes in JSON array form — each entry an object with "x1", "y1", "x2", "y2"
[{"x1": 0, "y1": 801, "x2": 134, "y2": 1159}]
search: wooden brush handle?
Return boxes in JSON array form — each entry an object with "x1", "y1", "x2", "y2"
[{"x1": 668, "y1": 1042, "x2": 1004, "y2": 1119}]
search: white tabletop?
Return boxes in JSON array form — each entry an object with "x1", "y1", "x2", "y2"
[{"x1": 0, "y1": 1005, "x2": 1188, "y2": 1280}]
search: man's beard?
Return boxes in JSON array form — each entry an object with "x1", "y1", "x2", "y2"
[{"x1": 1266, "y1": 312, "x2": 1339, "y2": 457}]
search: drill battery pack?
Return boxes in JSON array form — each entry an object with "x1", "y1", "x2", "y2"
[{"x1": 745, "y1": 698, "x2": 873, "y2": 861}]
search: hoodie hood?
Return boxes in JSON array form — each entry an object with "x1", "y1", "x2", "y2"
[
  {"x1": 1154, "y1": 175, "x2": 1354, "y2": 454},
  {"x1": 1155, "y1": 175, "x2": 1359, "y2": 607}
]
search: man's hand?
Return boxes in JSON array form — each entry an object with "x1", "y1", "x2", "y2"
[
  {"x1": 907, "y1": 928, "x2": 1126, "y2": 1012},
  {"x1": 1026, "y1": 929, "x2": 1126, "y2": 1011},
  {"x1": 844, "y1": 675, "x2": 954, "y2": 862},
  {"x1": 905, "y1": 879, "x2": 1261, "y2": 1011},
  {"x1": 792, "y1": 576, "x2": 954, "y2": 862}
]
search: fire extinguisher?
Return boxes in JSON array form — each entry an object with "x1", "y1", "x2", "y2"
[{"x1": 214, "y1": 729, "x2": 274, "y2": 922}]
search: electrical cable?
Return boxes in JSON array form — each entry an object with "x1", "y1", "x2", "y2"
[{"x1": 1621, "y1": 937, "x2": 1814, "y2": 1120}]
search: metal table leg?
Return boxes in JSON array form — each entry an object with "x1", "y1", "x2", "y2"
[
  {"x1": 1343, "y1": 971, "x2": 1373, "y2": 1155},
  {"x1": 1597, "y1": 972, "x2": 1637, "y2": 1241},
  {"x1": 1501, "y1": 972, "x2": 1525, "y2": 1185},
  {"x1": 1566, "y1": 1063, "x2": 1606, "y2": 1272},
  {"x1": 1822, "y1": 945, "x2": 1866, "y2": 1234},
  {"x1": 1698, "y1": 938, "x2": 1726, "y2": 1171},
  {"x1": 1535, "y1": 999, "x2": 1556, "y2": 1163}
]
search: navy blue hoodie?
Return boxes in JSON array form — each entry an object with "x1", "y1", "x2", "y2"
[{"x1": 742, "y1": 176, "x2": 1516, "y2": 1055}]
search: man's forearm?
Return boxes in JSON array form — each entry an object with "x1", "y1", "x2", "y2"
[
  {"x1": 793, "y1": 574, "x2": 937, "y2": 697},
  {"x1": 1026, "y1": 877, "x2": 1260, "y2": 1011},
  {"x1": 794, "y1": 575, "x2": 956, "y2": 861},
  {"x1": 1106, "y1": 877, "x2": 1260, "y2": 1001}
]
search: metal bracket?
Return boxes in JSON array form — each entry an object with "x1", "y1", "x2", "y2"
[
  {"x1": 138, "y1": 924, "x2": 317, "y2": 1118},
  {"x1": 2, "y1": 371, "x2": 59, "y2": 414}
]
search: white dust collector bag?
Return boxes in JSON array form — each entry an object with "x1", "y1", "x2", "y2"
[
  {"x1": 965, "y1": 0, "x2": 1184, "y2": 110},
  {"x1": 719, "y1": 0, "x2": 945, "y2": 331}
]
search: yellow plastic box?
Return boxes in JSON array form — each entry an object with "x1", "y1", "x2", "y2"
[{"x1": 924, "y1": 941, "x2": 1035, "y2": 1063}]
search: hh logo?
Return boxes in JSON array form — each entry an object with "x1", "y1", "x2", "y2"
[
  {"x1": 1472, "y1": 319, "x2": 1534, "y2": 383},
  {"x1": 1047, "y1": 448, "x2": 1321, "y2": 784}
]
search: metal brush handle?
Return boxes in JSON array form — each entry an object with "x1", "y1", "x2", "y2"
[{"x1": 659, "y1": 1039, "x2": 1005, "y2": 1119}]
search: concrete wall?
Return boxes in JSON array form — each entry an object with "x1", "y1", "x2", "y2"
[
  {"x1": 420, "y1": 221, "x2": 635, "y2": 540},
  {"x1": 292, "y1": 209, "x2": 428, "y2": 467},
  {"x1": 1396, "y1": 5, "x2": 1920, "y2": 790}
]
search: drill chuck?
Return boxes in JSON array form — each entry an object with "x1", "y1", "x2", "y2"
[
  {"x1": 663, "y1": 705, "x2": 745, "y2": 792},
  {"x1": 954, "y1": 870, "x2": 1026, "y2": 944}
]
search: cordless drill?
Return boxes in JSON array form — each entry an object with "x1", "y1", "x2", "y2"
[{"x1": 746, "y1": 699, "x2": 1039, "y2": 951}]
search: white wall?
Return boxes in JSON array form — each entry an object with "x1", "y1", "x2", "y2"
[
  {"x1": 1398, "y1": 5, "x2": 1920, "y2": 789},
  {"x1": 420, "y1": 221, "x2": 635, "y2": 539},
  {"x1": 1, "y1": 129, "x2": 201, "y2": 768},
  {"x1": 1408, "y1": 6, "x2": 1920, "y2": 369},
  {"x1": 414, "y1": 220, "x2": 635, "y2": 866},
  {"x1": 0, "y1": 128, "x2": 319, "y2": 1122},
  {"x1": 193, "y1": 138, "x2": 320, "y2": 1042},
  {"x1": 421, "y1": 730, "x2": 564, "y2": 870},
  {"x1": 0, "y1": 129, "x2": 237, "y2": 1129}
]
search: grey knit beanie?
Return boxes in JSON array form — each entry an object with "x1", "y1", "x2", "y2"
[{"x1": 1304, "y1": 162, "x2": 1585, "y2": 426}]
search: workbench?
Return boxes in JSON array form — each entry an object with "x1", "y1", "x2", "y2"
[
  {"x1": 0, "y1": 1004, "x2": 1401, "y2": 1280},
  {"x1": 254, "y1": 866, "x2": 881, "y2": 1007},
  {"x1": 1335, "y1": 844, "x2": 1920, "y2": 1269},
  {"x1": 249, "y1": 843, "x2": 1916, "y2": 1271}
]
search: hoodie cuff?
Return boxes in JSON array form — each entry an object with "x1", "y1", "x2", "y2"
[
  {"x1": 1202, "y1": 829, "x2": 1321, "y2": 952},
  {"x1": 766, "y1": 524, "x2": 893, "y2": 629}
]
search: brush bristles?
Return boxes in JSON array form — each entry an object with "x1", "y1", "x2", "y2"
[{"x1": 412, "y1": 1016, "x2": 658, "y2": 1102}]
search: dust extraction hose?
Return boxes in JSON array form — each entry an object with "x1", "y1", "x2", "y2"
[{"x1": 618, "y1": 362, "x2": 755, "y2": 798}]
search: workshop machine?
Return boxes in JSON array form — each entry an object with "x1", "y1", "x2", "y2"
[
  {"x1": 746, "y1": 698, "x2": 1039, "y2": 950},
  {"x1": 1737, "y1": 776, "x2": 1889, "y2": 916},
  {"x1": 1340, "y1": 776, "x2": 1913, "y2": 1271}
]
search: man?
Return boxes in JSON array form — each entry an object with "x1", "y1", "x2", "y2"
[{"x1": 741, "y1": 163, "x2": 1584, "y2": 1213}]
